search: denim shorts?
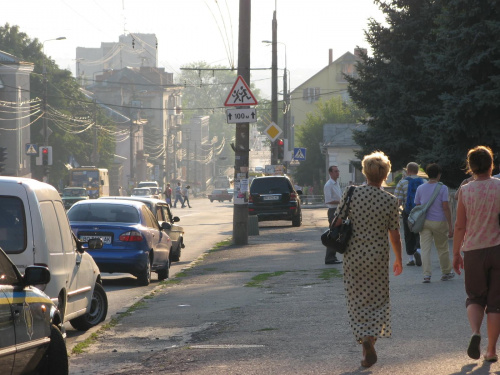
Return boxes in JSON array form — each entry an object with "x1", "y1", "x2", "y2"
[{"x1": 464, "y1": 244, "x2": 500, "y2": 313}]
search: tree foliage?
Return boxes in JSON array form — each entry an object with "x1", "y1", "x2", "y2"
[
  {"x1": 293, "y1": 97, "x2": 363, "y2": 189},
  {"x1": 347, "y1": 0, "x2": 500, "y2": 186},
  {"x1": 0, "y1": 24, "x2": 114, "y2": 188}
]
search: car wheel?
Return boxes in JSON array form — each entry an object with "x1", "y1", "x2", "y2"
[
  {"x1": 292, "y1": 210, "x2": 302, "y2": 227},
  {"x1": 38, "y1": 324, "x2": 68, "y2": 375},
  {"x1": 157, "y1": 260, "x2": 169, "y2": 281},
  {"x1": 69, "y1": 283, "x2": 108, "y2": 331},
  {"x1": 169, "y1": 242, "x2": 181, "y2": 262},
  {"x1": 137, "y1": 257, "x2": 152, "y2": 286}
]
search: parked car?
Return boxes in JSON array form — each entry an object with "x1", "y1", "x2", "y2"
[
  {"x1": 131, "y1": 187, "x2": 154, "y2": 198},
  {"x1": 100, "y1": 196, "x2": 184, "y2": 262},
  {"x1": 0, "y1": 177, "x2": 108, "y2": 331},
  {"x1": 208, "y1": 189, "x2": 233, "y2": 202},
  {"x1": 248, "y1": 175, "x2": 302, "y2": 227},
  {"x1": 67, "y1": 199, "x2": 172, "y2": 286},
  {"x1": 0, "y1": 247, "x2": 68, "y2": 374},
  {"x1": 62, "y1": 186, "x2": 89, "y2": 209}
]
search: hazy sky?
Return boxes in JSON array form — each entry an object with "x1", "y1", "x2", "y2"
[{"x1": 1, "y1": 0, "x2": 385, "y2": 98}]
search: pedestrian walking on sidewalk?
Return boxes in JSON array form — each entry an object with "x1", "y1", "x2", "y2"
[
  {"x1": 395, "y1": 162, "x2": 425, "y2": 266},
  {"x1": 163, "y1": 183, "x2": 172, "y2": 206},
  {"x1": 453, "y1": 145, "x2": 500, "y2": 363},
  {"x1": 323, "y1": 165, "x2": 342, "y2": 264},
  {"x1": 332, "y1": 151, "x2": 403, "y2": 368},
  {"x1": 414, "y1": 163, "x2": 454, "y2": 283}
]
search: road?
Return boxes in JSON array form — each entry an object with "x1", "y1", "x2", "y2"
[{"x1": 65, "y1": 196, "x2": 234, "y2": 349}]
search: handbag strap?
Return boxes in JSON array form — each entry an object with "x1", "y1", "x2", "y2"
[
  {"x1": 330, "y1": 186, "x2": 355, "y2": 229},
  {"x1": 420, "y1": 182, "x2": 443, "y2": 211}
]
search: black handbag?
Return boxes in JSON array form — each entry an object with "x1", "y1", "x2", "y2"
[{"x1": 321, "y1": 186, "x2": 355, "y2": 254}]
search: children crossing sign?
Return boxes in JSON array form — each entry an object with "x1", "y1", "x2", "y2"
[
  {"x1": 224, "y1": 76, "x2": 258, "y2": 107},
  {"x1": 293, "y1": 147, "x2": 306, "y2": 161}
]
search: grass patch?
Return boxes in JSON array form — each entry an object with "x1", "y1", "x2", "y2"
[
  {"x1": 208, "y1": 238, "x2": 233, "y2": 252},
  {"x1": 257, "y1": 327, "x2": 278, "y2": 332},
  {"x1": 245, "y1": 271, "x2": 287, "y2": 287},
  {"x1": 318, "y1": 269, "x2": 342, "y2": 280}
]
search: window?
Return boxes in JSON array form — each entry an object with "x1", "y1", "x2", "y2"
[
  {"x1": 0, "y1": 196, "x2": 26, "y2": 253},
  {"x1": 142, "y1": 206, "x2": 158, "y2": 229},
  {"x1": 302, "y1": 87, "x2": 320, "y2": 103}
]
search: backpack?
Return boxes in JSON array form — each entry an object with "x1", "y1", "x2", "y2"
[{"x1": 404, "y1": 177, "x2": 424, "y2": 213}]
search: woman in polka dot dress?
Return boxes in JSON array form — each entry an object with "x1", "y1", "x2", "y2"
[{"x1": 333, "y1": 151, "x2": 403, "y2": 367}]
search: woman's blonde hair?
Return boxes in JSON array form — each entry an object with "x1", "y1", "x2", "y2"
[{"x1": 362, "y1": 151, "x2": 391, "y2": 184}]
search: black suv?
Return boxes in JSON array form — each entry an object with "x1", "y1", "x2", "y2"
[{"x1": 248, "y1": 175, "x2": 302, "y2": 226}]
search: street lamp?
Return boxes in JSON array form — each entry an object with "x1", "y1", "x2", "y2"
[{"x1": 42, "y1": 36, "x2": 65, "y2": 181}]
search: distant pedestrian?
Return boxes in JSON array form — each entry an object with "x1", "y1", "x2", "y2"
[
  {"x1": 182, "y1": 185, "x2": 191, "y2": 208},
  {"x1": 394, "y1": 162, "x2": 425, "y2": 266},
  {"x1": 414, "y1": 163, "x2": 454, "y2": 283},
  {"x1": 163, "y1": 183, "x2": 172, "y2": 205},
  {"x1": 323, "y1": 165, "x2": 342, "y2": 264},
  {"x1": 453, "y1": 146, "x2": 500, "y2": 362},
  {"x1": 173, "y1": 182, "x2": 183, "y2": 208},
  {"x1": 333, "y1": 151, "x2": 402, "y2": 367}
]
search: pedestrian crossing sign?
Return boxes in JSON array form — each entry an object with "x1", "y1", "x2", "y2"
[
  {"x1": 293, "y1": 147, "x2": 306, "y2": 161},
  {"x1": 25, "y1": 143, "x2": 38, "y2": 155}
]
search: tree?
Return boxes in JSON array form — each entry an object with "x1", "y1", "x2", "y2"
[
  {"x1": 293, "y1": 97, "x2": 363, "y2": 189},
  {"x1": 347, "y1": 1, "x2": 439, "y2": 173},
  {"x1": 347, "y1": 0, "x2": 500, "y2": 186},
  {"x1": 0, "y1": 24, "x2": 114, "y2": 187},
  {"x1": 417, "y1": 0, "x2": 500, "y2": 184}
]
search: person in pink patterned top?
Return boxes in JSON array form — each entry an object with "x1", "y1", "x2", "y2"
[{"x1": 453, "y1": 145, "x2": 500, "y2": 363}]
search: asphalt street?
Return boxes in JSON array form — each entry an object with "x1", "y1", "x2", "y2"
[{"x1": 68, "y1": 207, "x2": 497, "y2": 375}]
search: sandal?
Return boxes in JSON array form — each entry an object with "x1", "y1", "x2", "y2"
[
  {"x1": 423, "y1": 276, "x2": 431, "y2": 283},
  {"x1": 361, "y1": 337, "x2": 377, "y2": 368},
  {"x1": 467, "y1": 334, "x2": 481, "y2": 360},
  {"x1": 484, "y1": 354, "x2": 498, "y2": 363}
]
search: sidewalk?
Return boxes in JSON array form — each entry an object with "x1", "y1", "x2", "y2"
[{"x1": 69, "y1": 210, "x2": 494, "y2": 375}]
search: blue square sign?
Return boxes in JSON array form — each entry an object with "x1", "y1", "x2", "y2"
[{"x1": 293, "y1": 147, "x2": 306, "y2": 161}]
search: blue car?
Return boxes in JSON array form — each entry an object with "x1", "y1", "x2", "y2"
[{"x1": 67, "y1": 200, "x2": 171, "y2": 286}]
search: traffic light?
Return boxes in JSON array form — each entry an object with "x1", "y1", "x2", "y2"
[
  {"x1": 39, "y1": 146, "x2": 53, "y2": 166},
  {"x1": 0, "y1": 147, "x2": 7, "y2": 173},
  {"x1": 277, "y1": 139, "x2": 284, "y2": 160}
]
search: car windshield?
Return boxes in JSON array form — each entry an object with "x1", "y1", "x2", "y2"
[
  {"x1": 250, "y1": 178, "x2": 291, "y2": 194},
  {"x1": 63, "y1": 188, "x2": 87, "y2": 197},
  {"x1": 68, "y1": 203, "x2": 140, "y2": 223},
  {"x1": 132, "y1": 188, "x2": 151, "y2": 196},
  {"x1": 0, "y1": 250, "x2": 20, "y2": 285},
  {"x1": 0, "y1": 196, "x2": 26, "y2": 253}
]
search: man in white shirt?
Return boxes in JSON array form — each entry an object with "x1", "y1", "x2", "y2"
[{"x1": 324, "y1": 165, "x2": 342, "y2": 264}]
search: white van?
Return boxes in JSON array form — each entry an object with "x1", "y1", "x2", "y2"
[{"x1": 0, "y1": 177, "x2": 108, "y2": 331}]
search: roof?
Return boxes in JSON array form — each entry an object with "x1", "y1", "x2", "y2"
[{"x1": 323, "y1": 123, "x2": 367, "y2": 147}]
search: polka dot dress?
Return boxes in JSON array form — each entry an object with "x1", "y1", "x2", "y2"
[{"x1": 335, "y1": 185, "x2": 399, "y2": 343}]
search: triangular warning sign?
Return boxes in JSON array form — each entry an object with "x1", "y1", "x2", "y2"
[
  {"x1": 224, "y1": 75, "x2": 258, "y2": 107},
  {"x1": 294, "y1": 149, "x2": 305, "y2": 159}
]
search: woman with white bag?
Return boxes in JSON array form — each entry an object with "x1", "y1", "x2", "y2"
[{"x1": 414, "y1": 163, "x2": 454, "y2": 283}]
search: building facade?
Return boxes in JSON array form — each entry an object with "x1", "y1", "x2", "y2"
[{"x1": 0, "y1": 51, "x2": 34, "y2": 177}]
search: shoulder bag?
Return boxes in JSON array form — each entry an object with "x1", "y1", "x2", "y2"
[
  {"x1": 321, "y1": 186, "x2": 355, "y2": 254},
  {"x1": 407, "y1": 182, "x2": 443, "y2": 233}
]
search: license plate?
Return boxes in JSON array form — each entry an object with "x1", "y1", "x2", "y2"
[
  {"x1": 263, "y1": 195, "x2": 280, "y2": 201},
  {"x1": 79, "y1": 235, "x2": 112, "y2": 244}
]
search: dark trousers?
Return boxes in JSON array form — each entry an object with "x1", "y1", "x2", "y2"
[
  {"x1": 402, "y1": 211, "x2": 420, "y2": 255},
  {"x1": 325, "y1": 207, "x2": 339, "y2": 262}
]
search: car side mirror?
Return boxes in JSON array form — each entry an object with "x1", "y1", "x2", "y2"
[
  {"x1": 88, "y1": 238, "x2": 104, "y2": 249},
  {"x1": 24, "y1": 266, "x2": 51, "y2": 286},
  {"x1": 173, "y1": 216, "x2": 180, "y2": 222},
  {"x1": 161, "y1": 221, "x2": 172, "y2": 230}
]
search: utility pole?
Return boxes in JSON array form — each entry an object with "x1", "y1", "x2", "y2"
[
  {"x1": 91, "y1": 99, "x2": 98, "y2": 164},
  {"x1": 270, "y1": 10, "x2": 278, "y2": 165},
  {"x1": 233, "y1": 0, "x2": 251, "y2": 245}
]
